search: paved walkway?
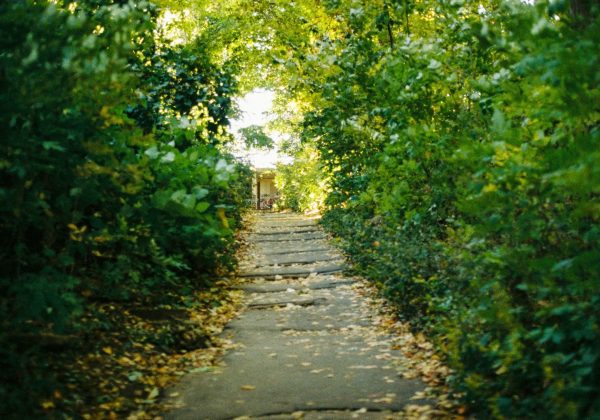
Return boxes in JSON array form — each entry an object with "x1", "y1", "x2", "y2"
[{"x1": 166, "y1": 213, "x2": 428, "y2": 419}]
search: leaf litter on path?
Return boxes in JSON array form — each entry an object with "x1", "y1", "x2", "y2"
[
  {"x1": 348, "y1": 278, "x2": 467, "y2": 418},
  {"x1": 39, "y1": 280, "x2": 245, "y2": 420}
]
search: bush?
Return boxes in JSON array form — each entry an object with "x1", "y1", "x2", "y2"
[
  {"x1": 300, "y1": 1, "x2": 600, "y2": 417},
  {"x1": 0, "y1": 1, "x2": 251, "y2": 415}
]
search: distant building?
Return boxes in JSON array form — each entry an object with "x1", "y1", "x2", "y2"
[{"x1": 252, "y1": 168, "x2": 278, "y2": 210}]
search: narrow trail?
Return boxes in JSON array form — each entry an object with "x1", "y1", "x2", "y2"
[{"x1": 166, "y1": 213, "x2": 429, "y2": 419}]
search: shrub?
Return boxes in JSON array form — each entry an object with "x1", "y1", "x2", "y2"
[
  {"x1": 301, "y1": 1, "x2": 600, "y2": 417},
  {"x1": 0, "y1": 1, "x2": 251, "y2": 415}
]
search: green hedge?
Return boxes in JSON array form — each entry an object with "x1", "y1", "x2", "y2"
[{"x1": 303, "y1": 1, "x2": 599, "y2": 417}]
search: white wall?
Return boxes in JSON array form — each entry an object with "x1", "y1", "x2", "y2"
[{"x1": 260, "y1": 179, "x2": 273, "y2": 197}]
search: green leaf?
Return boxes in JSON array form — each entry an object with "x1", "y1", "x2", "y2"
[
  {"x1": 195, "y1": 202, "x2": 210, "y2": 213},
  {"x1": 128, "y1": 371, "x2": 143, "y2": 382},
  {"x1": 42, "y1": 141, "x2": 65, "y2": 152},
  {"x1": 239, "y1": 125, "x2": 274, "y2": 150},
  {"x1": 181, "y1": 194, "x2": 196, "y2": 209},
  {"x1": 170, "y1": 189, "x2": 187, "y2": 202},
  {"x1": 192, "y1": 186, "x2": 209, "y2": 199},
  {"x1": 145, "y1": 146, "x2": 160, "y2": 159}
]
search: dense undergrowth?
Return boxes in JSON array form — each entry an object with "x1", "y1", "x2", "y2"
[
  {"x1": 275, "y1": 0, "x2": 599, "y2": 418},
  {"x1": 0, "y1": 1, "x2": 251, "y2": 416}
]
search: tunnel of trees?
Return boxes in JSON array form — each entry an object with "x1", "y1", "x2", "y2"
[{"x1": 0, "y1": 0, "x2": 598, "y2": 418}]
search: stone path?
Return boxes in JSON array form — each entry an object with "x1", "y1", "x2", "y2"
[{"x1": 165, "y1": 213, "x2": 428, "y2": 419}]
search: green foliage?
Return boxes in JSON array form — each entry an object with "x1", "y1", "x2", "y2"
[
  {"x1": 127, "y1": 41, "x2": 237, "y2": 144},
  {"x1": 0, "y1": 0, "x2": 251, "y2": 416},
  {"x1": 239, "y1": 125, "x2": 275, "y2": 150},
  {"x1": 275, "y1": 145, "x2": 329, "y2": 212},
  {"x1": 275, "y1": 0, "x2": 600, "y2": 417}
]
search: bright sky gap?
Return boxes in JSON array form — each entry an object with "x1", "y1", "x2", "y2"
[{"x1": 229, "y1": 89, "x2": 291, "y2": 169}]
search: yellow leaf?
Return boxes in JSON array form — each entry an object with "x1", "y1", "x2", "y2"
[
  {"x1": 100, "y1": 106, "x2": 111, "y2": 119},
  {"x1": 495, "y1": 365, "x2": 508, "y2": 375},
  {"x1": 216, "y1": 207, "x2": 229, "y2": 228},
  {"x1": 147, "y1": 387, "x2": 159, "y2": 400},
  {"x1": 41, "y1": 400, "x2": 55, "y2": 410},
  {"x1": 102, "y1": 346, "x2": 113, "y2": 355},
  {"x1": 483, "y1": 183, "x2": 497, "y2": 193},
  {"x1": 240, "y1": 385, "x2": 256, "y2": 391},
  {"x1": 118, "y1": 356, "x2": 132, "y2": 365}
]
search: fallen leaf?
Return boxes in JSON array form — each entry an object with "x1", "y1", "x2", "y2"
[
  {"x1": 147, "y1": 387, "x2": 159, "y2": 400},
  {"x1": 241, "y1": 385, "x2": 256, "y2": 391},
  {"x1": 189, "y1": 367, "x2": 213, "y2": 373},
  {"x1": 41, "y1": 400, "x2": 55, "y2": 410},
  {"x1": 118, "y1": 356, "x2": 133, "y2": 365}
]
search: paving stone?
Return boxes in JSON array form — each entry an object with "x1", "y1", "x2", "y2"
[
  {"x1": 249, "y1": 253, "x2": 342, "y2": 267},
  {"x1": 239, "y1": 278, "x2": 355, "y2": 293},
  {"x1": 252, "y1": 226, "x2": 321, "y2": 235},
  {"x1": 248, "y1": 232, "x2": 327, "y2": 242},
  {"x1": 166, "y1": 326, "x2": 425, "y2": 420},
  {"x1": 239, "y1": 263, "x2": 345, "y2": 279},
  {"x1": 229, "y1": 287, "x2": 372, "y2": 331},
  {"x1": 255, "y1": 246, "x2": 332, "y2": 256}
]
